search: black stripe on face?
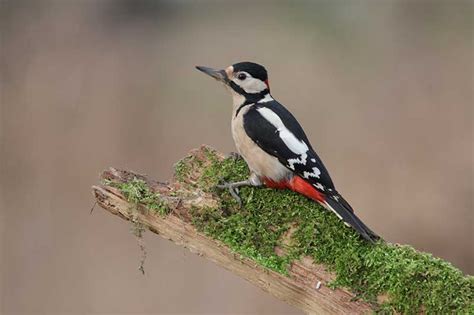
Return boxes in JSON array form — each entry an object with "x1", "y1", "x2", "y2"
[
  {"x1": 235, "y1": 102, "x2": 249, "y2": 118},
  {"x1": 232, "y1": 84, "x2": 270, "y2": 117},
  {"x1": 230, "y1": 81, "x2": 269, "y2": 112}
]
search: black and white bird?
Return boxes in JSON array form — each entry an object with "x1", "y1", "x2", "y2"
[{"x1": 196, "y1": 62, "x2": 378, "y2": 242}]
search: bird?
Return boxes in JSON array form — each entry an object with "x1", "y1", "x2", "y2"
[{"x1": 196, "y1": 61, "x2": 379, "y2": 242}]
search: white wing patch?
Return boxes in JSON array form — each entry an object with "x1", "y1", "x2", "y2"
[
  {"x1": 313, "y1": 183, "x2": 325, "y2": 191},
  {"x1": 303, "y1": 167, "x2": 321, "y2": 179},
  {"x1": 287, "y1": 153, "x2": 307, "y2": 170},
  {"x1": 256, "y1": 107, "x2": 309, "y2": 170}
]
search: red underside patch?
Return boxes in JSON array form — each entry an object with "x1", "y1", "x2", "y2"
[
  {"x1": 263, "y1": 178, "x2": 288, "y2": 190},
  {"x1": 263, "y1": 176, "x2": 325, "y2": 203}
]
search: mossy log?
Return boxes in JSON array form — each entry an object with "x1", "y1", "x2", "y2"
[{"x1": 92, "y1": 146, "x2": 473, "y2": 314}]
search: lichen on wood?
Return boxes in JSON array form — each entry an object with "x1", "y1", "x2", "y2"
[{"x1": 93, "y1": 146, "x2": 473, "y2": 314}]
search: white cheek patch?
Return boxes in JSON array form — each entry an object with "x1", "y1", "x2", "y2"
[
  {"x1": 244, "y1": 79, "x2": 267, "y2": 93},
  {"x1": 256, "y1": 107, "x2": 309, "y2": 170},
  {"x1": 234, "y1": 72, "x2": 268, "y2": 94}
]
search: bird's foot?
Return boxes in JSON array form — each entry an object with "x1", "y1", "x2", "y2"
[
  {"x1": 216, "y1": 181, "x2": 242, "y2": 207},
  {"x1": 226, "y1": 152, "x2": 242, "y2": 161},
  {"x1": 216, "y1": 179, "x2": 250, "y2": 207}
]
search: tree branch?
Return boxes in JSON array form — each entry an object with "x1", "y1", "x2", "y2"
[{"x1": 91, "y1": 146, "x2": 472, "y2": 314}]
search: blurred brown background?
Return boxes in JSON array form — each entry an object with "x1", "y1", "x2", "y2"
[{"x1": 0, "y1": 0, "x2": 472, "y2": 314}]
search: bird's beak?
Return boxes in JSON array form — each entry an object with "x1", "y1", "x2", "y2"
[{"x1": 195, "y1": 66, "x2": 229, "y2": 84}]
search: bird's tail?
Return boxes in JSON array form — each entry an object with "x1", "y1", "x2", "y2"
[
  {"x1": 284, "y1": 176, "x2": 378, "y2": 242},
  {"x1": 323, "y1": 194, "x2": 379, "y2": 243}
]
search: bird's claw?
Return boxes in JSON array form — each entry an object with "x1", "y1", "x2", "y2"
[
  {"x1": 216, "y1": 181, "x2": 242, "y2": 207},
  {"x1": 227, "y1": 152, "x2": 242, "y2": 161}
]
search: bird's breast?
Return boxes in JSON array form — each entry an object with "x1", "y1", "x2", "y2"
[{"x1": 231, "y1": 106, "x2": 291, "y2": 181}]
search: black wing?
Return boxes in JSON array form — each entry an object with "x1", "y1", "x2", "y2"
[
  {"x1": 243, "y1": 100, "x2": 335, "y2": 191},
  {"x1": 243, "y1": 101, "x2": 380, "y2": 242}
]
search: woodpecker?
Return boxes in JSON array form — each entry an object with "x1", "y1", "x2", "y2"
[{"x1": 196, "y1": 62, "x2": 378, "y2": 242}]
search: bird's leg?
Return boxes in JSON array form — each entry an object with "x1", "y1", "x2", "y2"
[
  {"x1": 226, "y1": 151, "x2": 242, "y2": 161},
  {"x1": 216, "y1": 173, "x2": 262, "y2": 207},
  {"x1": 216, "y1": 180, "x2": 251, "y2": 206}
]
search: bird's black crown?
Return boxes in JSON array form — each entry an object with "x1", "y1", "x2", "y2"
[{"x1": 232, "y1": 62, "x2": 268, "y2": 82}]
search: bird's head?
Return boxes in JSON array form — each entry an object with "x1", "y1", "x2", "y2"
[{"x1": 196, "y1": 62, "x2": 270, "y2": 105}]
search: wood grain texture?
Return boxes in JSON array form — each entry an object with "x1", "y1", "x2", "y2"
[{"x1": 92, "y1": 147, "x2": 373, "y2": 314}]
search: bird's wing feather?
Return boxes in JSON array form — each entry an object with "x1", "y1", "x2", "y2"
[
  {"x1": 243, "y1": 101, "x2": 379, "y2": 242},
  {"x1": 243, "y1": 101, "x2": 335, "y2": 191}
]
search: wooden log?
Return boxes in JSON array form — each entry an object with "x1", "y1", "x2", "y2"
[{"x1": 92, "y1": 147, "x2": 373, "y2": 314}]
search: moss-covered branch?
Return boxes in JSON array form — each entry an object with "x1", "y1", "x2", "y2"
[{"x1": 92, "y1": 146, "x2": 473, "y2": 314}]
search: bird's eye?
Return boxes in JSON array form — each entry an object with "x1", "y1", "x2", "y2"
[{"x1": 237, "y1": 73, "x2": 247, "y2": 80}]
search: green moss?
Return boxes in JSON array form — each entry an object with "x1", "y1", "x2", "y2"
[
  {"x1": 105, "y1": 177, "x2": 170, "y2": 216},
  {"x1": 176, "y1": 149, "x2": 474, "y2": 314},
  {"x1": 174, "y1": 157, "x2": 193, "y2": 183},
  {"x1": 104, "y1": 177, "x2": 170, "y2": 274},
  {"x1": 104, "y1": 149, "x2": 472, "y2": 313}
]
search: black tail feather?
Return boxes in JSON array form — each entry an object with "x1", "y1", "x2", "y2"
[{"x1": 324, "y1": 195, "x2": 379, "y2": 243}]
